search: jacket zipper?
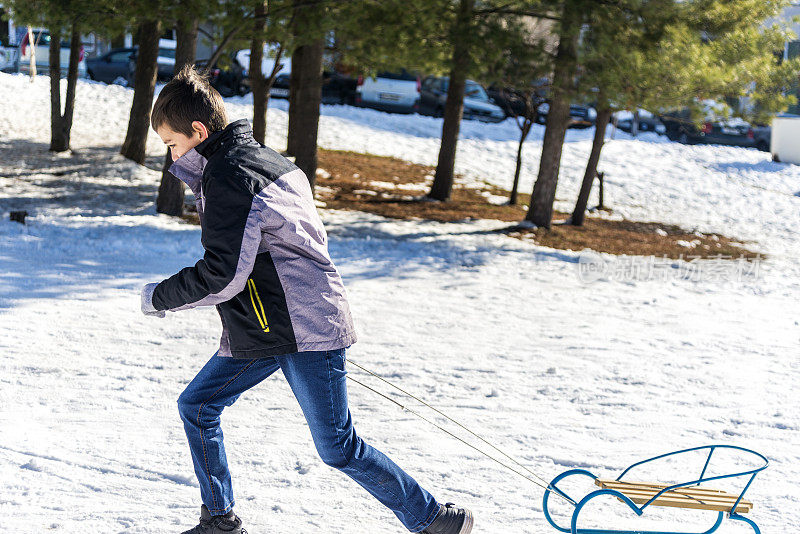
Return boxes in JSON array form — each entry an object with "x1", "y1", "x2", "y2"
[{"x1": 247, "y1": 278, "x2": 270, "y2": 333}]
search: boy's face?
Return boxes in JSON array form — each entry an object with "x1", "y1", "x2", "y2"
[{"x1": 156, "y1": 121, "x2": 209, "y2": 162}]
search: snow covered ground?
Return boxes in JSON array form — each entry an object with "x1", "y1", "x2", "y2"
[{"x1": 0, "y1": 73, "x2": 798, "y2": 533}]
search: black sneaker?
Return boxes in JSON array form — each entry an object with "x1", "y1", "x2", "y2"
[
  {"x1": 422, "y1": 502, "x2": 474, "y2": 534},
  {"x1": 181, "y1": 505, "x2": 247, "y2": 534}
]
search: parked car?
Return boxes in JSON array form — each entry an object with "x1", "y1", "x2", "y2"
[
  {"x1": 356, "y1": 70, "x2": 420, "y2": 114},
  {"x1": 126, "y1": 39, "x2": 177, "y2": 83},
  {"x1": 270, "y1": 70, "x2": 357, "y2": 105},
  {"x1": 486, "y1": 82, "x2": 597, "y2": 129},
  {"x1": 270, "y1": 73, "x2": 290, "y2": 99},
  {"x1": 752, "y1": 125, "x2": 771, "y2": 152},
  {"x1": 418, "y1": 76, "x2": 506, "y2": 122},
  {"x1": 195, "y1": 56, "x2": 247, "y2": 97},
  {"x1": 486, "y1": 85, "x2": 532, "y2": 117},
  {"x1": 18, "y1": 29, "x2": 87, "y2": 78},
  {"x1": 86, "y1": 47, "x2": 135, "y2": 84},
  {"x1": 533, "y1": 102, "x2": 597, "y2": 128},
  {"x1": 661, "y1": 110, "x2": 759, "y2": 148},
  {"x1": 614, "y1": 110, "x2": 666, "y2": 135}
]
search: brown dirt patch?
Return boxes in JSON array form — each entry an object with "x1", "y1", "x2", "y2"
[
  {"x1": 315, "y1": 149, "x2": 528, "y2": 222},
  {"x1": 505, "y1": 218, "x2": 759, "y2": 260},
  {"x1": 315, "y1": 149, "x2": 758, "y2": 260}
]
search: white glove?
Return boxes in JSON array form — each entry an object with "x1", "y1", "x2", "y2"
[{"x1": 141, "y1": 283, "x2": 166, "y2": 318}]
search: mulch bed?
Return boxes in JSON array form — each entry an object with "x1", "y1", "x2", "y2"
[{"x1": 314, "y1": 149, "x2": 759, "y2": 260}]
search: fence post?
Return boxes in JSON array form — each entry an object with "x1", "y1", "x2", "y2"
[{"x1": 597, "y1": 171, "x2": 605, "y2": 210}]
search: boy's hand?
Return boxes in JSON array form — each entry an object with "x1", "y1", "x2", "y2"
[{"x1": 141, "y1": 283, "x2": 166, "y2": 318}]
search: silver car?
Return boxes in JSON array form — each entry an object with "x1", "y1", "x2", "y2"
[{"x1": 355, "y1": 70, "x2": 420, "y2": 113}]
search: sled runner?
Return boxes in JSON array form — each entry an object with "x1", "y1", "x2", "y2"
[{"x1": 542, "y1": 445, "x2": 767, "y2": 534}]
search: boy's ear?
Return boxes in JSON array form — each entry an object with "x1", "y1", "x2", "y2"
[{"x1": 191, "y1": 121, "x2": 210, "y2": 141}]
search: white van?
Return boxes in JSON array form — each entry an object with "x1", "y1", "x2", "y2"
[
  {"x1": 18, "y1": 29, "x2": 87, "y2": 78},
  {"x1": 770, "y1": 115, "x2": 800, "y2": 164}
]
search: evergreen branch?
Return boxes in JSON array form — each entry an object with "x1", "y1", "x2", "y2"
[{"x1": 474, "y1": 7, "x2": 559, "y2": 20}]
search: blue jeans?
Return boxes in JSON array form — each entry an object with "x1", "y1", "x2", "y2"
[{"x1": 177, "y1": 348, "x2": 441, "y2": 532}]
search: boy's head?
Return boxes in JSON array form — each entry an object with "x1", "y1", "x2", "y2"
[{"x1": 151, "y1": 65, "x2": 229, "y2": 161}]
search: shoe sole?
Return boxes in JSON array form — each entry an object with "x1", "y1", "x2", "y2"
[{"x1": 459, "y1": 509, "x2": 474, "y2": 534}]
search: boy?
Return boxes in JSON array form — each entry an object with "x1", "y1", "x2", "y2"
[{"x1": 140, "y1": 66, "x2": 474, "y2": 534}]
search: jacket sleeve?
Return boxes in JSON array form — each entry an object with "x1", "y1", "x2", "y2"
[{"x1": 151, "y1": 172, "x2": 264, "y2": 312}]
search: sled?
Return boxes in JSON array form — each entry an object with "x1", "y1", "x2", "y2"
[{"x1": 542, "y1": 445, "x2": 768, "y2": 534}]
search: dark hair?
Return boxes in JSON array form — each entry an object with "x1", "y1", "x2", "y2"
[{"x1": 151, "y1": 65, "x2": 228, "y2": 136}]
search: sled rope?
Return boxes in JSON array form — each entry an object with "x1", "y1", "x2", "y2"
[{"x1": 346, "y1": 360, "x2": 575, "y2": 505}]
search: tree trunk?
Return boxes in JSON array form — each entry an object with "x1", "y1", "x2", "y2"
[
  {"x1": 570, "y1": 106, "x2": 612, "y2": 226},
  {"x1": 49, "y1": 27, "x2": 63, "y2": 150},
  {"x1": 61, "y1": 29, "x2": 80, "y2": 146},
  {"x1": 250, "y1": 1, "x2": 268, "y2": 144},
  {"x1": 524, "y1": 2, "x2": 582, "y2": 228},
  {"x1": 121, "y1": 19, "x2": 161, "y2": 164},
  {"x1": 174, "y1": 18, "x2": 198, "y2": 71},
  {"x1": 48, "y1": 26, "x2": 80, "y2": 153},
  {"x1": 286, "y1": 53, "x2": 300, "y2": 157},
  {"x1": 510, "y1": 118, "x2": 532, "y2": 206},
  {"x1": 288, "y1": 38, "x2": 323, "y2": 187},
  {"x1": 156, "y1": 17, "x2": 198, "y2": 216},
  {"x1": 427, "y1": 0, "x2": 474, "y2": 201}
]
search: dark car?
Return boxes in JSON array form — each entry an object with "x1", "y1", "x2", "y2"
[
  {"x1": 486, "y1": 83, "x2": 552, "y2": 118},
  {"x1": 486, "y1": 83, "x2": 596, "y2": 129},
  {"x1": 195, "y1": 57, "x2": 247, "y2": 97},
  {"x1": 535, "y1": 102, "x2": 597, "y2": 128},
  {"x1": 615, "y1": 112, "x2": 665, "y2": 135},
  {"x1": 122, "y1": 47, "x2": 246, "y2": 97},
  {"x1": 269, "y1": 71, "x2": 357, "y2": 105},
  {"x1": 752, "y1": 125, "x2": 771, "y2": 152},
  {"x1": 661, "y1": 110, "x2": 758, "y2": 148},
  {"x1": 270, "y1": 73, "x2": 290, "y2": 99},
  {"x1": 126, "y1": 41, "x2": 177, "y2": 84},
  {"x1": 86, "y1": 47, "x2": 135, "y2": 84},
  {"x1": 486, "y1": 86, "x2": 534, "y2": 117},
  {"x1": 418, "y1": 76, "x2": 506, "y2": 122}
]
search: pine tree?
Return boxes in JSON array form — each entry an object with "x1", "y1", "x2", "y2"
[
  {"x1": 243, "y1": 0, "x2": 292, "y2": 145},
  {"x1": 285, "y1": 0, "x2": 334, "y2": 186},
  {"x1": 481, "y1": 16, "x2": 552, "y2": 205},
  {"x1": 569, "y1": 0, "x2": 676, "y2": 226},
  {"x1": 5, "y1": 0, "x2": 122, "y2": 152},
  {"x1": 338, "y1": 0, "x2": 550, "y2": 201},
  {"x1": 524, "y1": 0, "x2": 586, "y2": 228},
  {"x1": 120, "y1": 16, "x2": 161, "y2": 164},
  {"x1": 569, "y1": 0, "x2": 799, "y2": 226}
]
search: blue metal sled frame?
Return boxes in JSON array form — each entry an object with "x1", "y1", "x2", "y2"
[{"x1": 542, "y1": 445, "x2": 768, "y2": 534}]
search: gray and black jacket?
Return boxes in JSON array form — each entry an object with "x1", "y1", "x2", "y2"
[{"x1": 146, "y1": 119, "x2": 357, "y2": 358}]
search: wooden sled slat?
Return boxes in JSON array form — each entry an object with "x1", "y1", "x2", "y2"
[
  {"x1": 597, "y1": 479, "x2": 732, "y2": 496},
  {"x1": 595, "y1": 479, "x2": 753, "y2": 513}
]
